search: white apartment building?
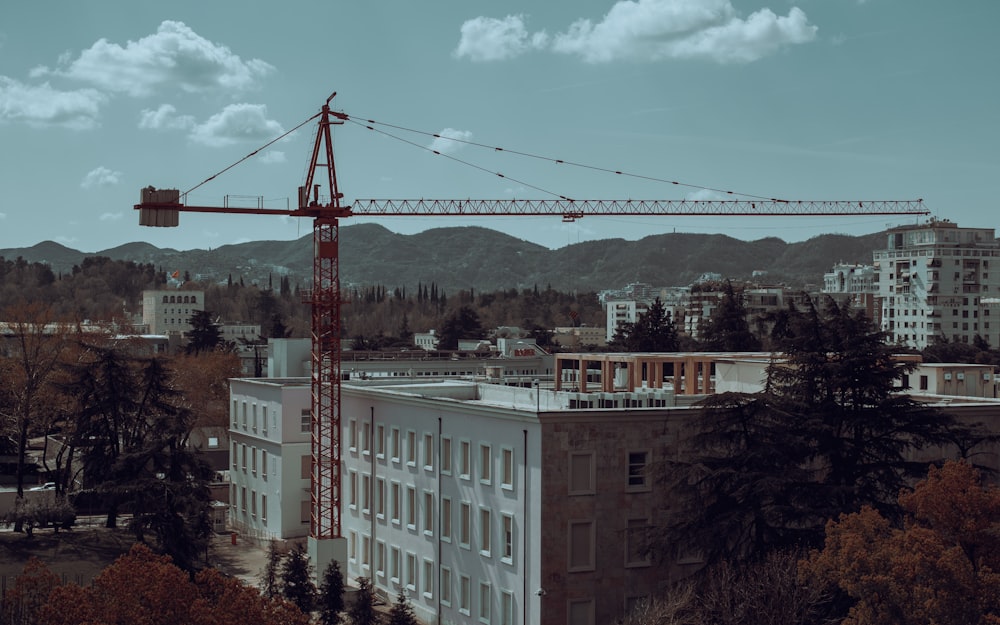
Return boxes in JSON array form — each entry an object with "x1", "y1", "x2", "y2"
[
  {"x1": 228, "y1": 378, "x2": 312, "y2": 540},
  {"x1": 141, "y1": 289, "x2": 205, "y2": 336},
  {"x1": 874, "y1": 220, "x2": 1000, "y2": 349},
  {"x1": 824, "y1": 263, "x2": 876, "y2": 295}
]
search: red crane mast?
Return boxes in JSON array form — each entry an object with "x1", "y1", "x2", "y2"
[{"x1": 134, "y1": 94, "x2": 931, "y2": 542}]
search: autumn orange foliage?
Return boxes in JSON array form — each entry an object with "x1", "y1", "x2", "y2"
[
  {"x1": 803, "y1": 461, "x2": 1000, "y2": 625},
  {"x1": 29, "y1": 544, "x2": 309, "y2": 625}
]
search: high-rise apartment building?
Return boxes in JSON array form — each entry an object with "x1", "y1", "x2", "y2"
[{"x1": 874, "y1": 220, "x2": 1000, "y2": 349}]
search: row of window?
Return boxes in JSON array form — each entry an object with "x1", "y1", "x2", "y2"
[
  {"x1": 230, "y1": 399, "x2": 279, "y2": 436},
  {"x1": 232, "y1": 442, "x2": 268, "y2": 478},
  {"x1": 347, "y1": 475, "x2": 516, "y2": 561},
  {"x1": 231, "y1": 485, "x2": 267, "y2": 523},
  {"x1": 568, "y1": 450, "x2": 650, "y2": 494},
  {"x1": 160, "y1": 295, "x2": 198, "y2": 304},
  {"x1": 349, "y1": 533, "x2": 517, "y2": 624},
  {"x1": 347, "y1": 422, "x2": 516, "y2": 488}
]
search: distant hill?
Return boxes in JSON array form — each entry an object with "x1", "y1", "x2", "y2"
[{"x1": 0, "y1": 225, "x2": 888, "y2": 293}]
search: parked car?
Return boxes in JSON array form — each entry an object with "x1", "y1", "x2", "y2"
[{"x1": 29, "y1": 482, "x2": 56, "y2": 491}]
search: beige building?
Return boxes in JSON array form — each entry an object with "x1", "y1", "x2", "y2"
[{"x1": 141, "y1": 289, "x2": 205, "y2": 336}]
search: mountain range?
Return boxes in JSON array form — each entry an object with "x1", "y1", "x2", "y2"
[{"x1": 0, "y1": 224, "x2": 887, "y2": 293}]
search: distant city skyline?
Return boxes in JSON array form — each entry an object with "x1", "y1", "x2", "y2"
[{"x1": 1, "y1": 1, "x2": 996, "y2": 252}]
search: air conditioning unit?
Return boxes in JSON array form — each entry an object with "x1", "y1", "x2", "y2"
[
  {"x1": 984, "y1": 373, "x2": 992, "y2": 381},
  {"x1": 944, "y1": 373, "x2": 952, "y2": 380},
  {"x1": 957, "y1": 373, "x2": 965, "y2": 381}
]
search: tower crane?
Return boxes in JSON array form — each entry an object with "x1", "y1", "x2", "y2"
[{"x1": 134, "y1": 92, "x2": 930, "y2": 547}]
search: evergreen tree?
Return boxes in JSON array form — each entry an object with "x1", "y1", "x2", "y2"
[
  {"x1": 348, "y1": 577, "x2": 377, "y2": 625},
  {"x1": 659, "y1": 296, "x2": 985, "y2": 565},
  {"x1": 280, "y1": 545, "x2": 317, "y2": 614},
  {"x1": 185, "y1": 310, "x2": 222, "y2": 355},
  {"x1": 437, "y1": 306, "x2": 483, "y2": 350},
  {"x1": 318, "y1": 559, "x2": 346, "y2": 625},
  {"x1": 386, "y1": 591, "x2": 418, "y2": 625},
  {"x1": 609, "y1": 297, "x2": 678, "y2": 352},
  {"x1": 260, "y1": 540, "x2": 283, "y2": 598},
  {"x1": 699, "y1": 281, "x2": 762, "y2": 351}
]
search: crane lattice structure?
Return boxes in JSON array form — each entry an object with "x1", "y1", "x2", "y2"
[{"x1": 134, "y1": 93, "x2": 931, "y2": 542}]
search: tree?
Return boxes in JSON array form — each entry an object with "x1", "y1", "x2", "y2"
[
  {"x1": 280, "y1": 544, "x2": 317, "y2": 614},
  {"x1": 386, "y1": 590, "x2": 418, "y2": 625},
  {"x1": 260, "y1": 540, "x2": 283, "y2": 599},
  {"x1": 348, "y1": 577, "x2": 377, "y2": 625},
  {"x1": 1, "y1": 557, "x2": 62, "y2": 625},
  {"x1": 185, "y1": 309, "x2": 224, "y2": 355},
  {"x1": 318, "y1": 559, "x2": 346, "y2": 625},
  {"x1": 37, "y1": 543, "x2": 310, "y2": 625},
  {"x1": 803, "y1": 461, "x2": 1000, "y2": 625},
  {"x1": 699, "y1": 281, "x2": 761, "y2": 351},
  {"x1": 437, "y1": 306, "x2": 483, "y2": 350},
  {"x1": 659, "y1": 296, "x2": 977, "y2": 565},
  {"x1": 609, "y1": 298, "x2": 678, "y2": 352}
]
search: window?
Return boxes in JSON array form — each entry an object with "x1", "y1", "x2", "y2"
[
  {"x1": 261, "y1": 450, "x2": 268, "y2": 478},
  {"x1": 441, "y1": 437, "x2": 453, "y2": 474},
  {"x1": 406, "y1": 552, "x2": 417, "y2": 591},
  {"x1": 502, "y1": 514, "x2": 514, "y2": 562},
  {"x1": 460, "y1": 440, "x2": 471, "y2": 479},
  {"x1": 376, "y1": 478, "x2": 385, "y2": 518},
  {"x1": 391, "y1": 482, "x2": 401, "y2": 525},
  {"x1": 231, "y1": 441, "x2": 237, "y2": 469},
  {"x1": 362, "y1": 421, "x2": 371, "y2": 455},
  {"x1": 300, "y1": 500, "x2": 310, "y2": 525},
  {"x1": 407, "y1": 486, "x2": 417, "y2": 529},
  {"x1": 480, "y1": 508, "x2": 492, "y2": 555},
  {"x1": 441, "y1": 567, "x2": 452, "y2": 606},
  {"x1": 242, "y1": 403, "x2": 247, "y2": 429},
  {"x1": 501, "y1": 447, "x2": 514, "y2": 490},
  {"x1": 569, "y1": 451, "x2": 595, "y2": 495},
  {"x1": 261, "y1": 494, "x2": 267, "y2": 522},
  {"x1": 231, "y1": 484, "x2": 236, "y2": 509},
  {"x1": 423, "y1": 491, "x2": 434, "y2": 535},
  {"x1": 349, "y1": 471, "x2": 358, "y2": 509},
  {"x1": 479, "y1": 582, "x2": 491, "y2": 623},
  {"x1": 300, "y1": 455, "x2": 310, "y2": 480},
  {"x1": 391, "y1": 546, "x2": 401, "y2": 583},
  {"x1": 459, "y1": 575, "x2": 471, "y2": 615},
  {"x1": 460, "y1": 502, "x2": 471, "y2": 548},
  {"x1": 568, "y1": 521, "x2": 596, "y2": 571},
  {"x1": 251, "y1": 447, "x2": 257, "y2": 475},
  {"x1": 252, "y1": 404, "x2": 258, "y2": 433},
  {"x1": 241, "y1": 445, "x2": 248, "y2": 472},
  {"x1": 349, "y1": 532, "x2": 357, "y2": 562},
  {"x1": 251, "y1": 490, "x2": 257, "y2": 517},
  {"x1": 423, "y1": 434, "x2": 434, "y2": 470},
  {"x1": 501, "y1": 591, "x2": 514, "y2": 625},
  {"x1": 567, "y1": 599, "x2": 595, "y2": 625},
  {"x1": 362, "y1": 535, "x2": 371, "y2": 568},
  {"x1": 920, "y1": 375, "x2": 929, "y2": 390},
  {"x1": 348, "y1": 419, "x2": 357, "y2": 451},
  {"x1": 361, "y1": 475, "x2": 371, "y2": 514},
  {"x1": 376, "y1": 424, "x2": 385, "y2": 458},
  {"x1": 423, "y1": 559, "x2": 434, "y2": 598},
  {"x1": 442, "y1": 497, "x2": 452, "y2": 541},
  {"x1": 407, "y1": 430, "x2": 417, "y2": 466},
  {"x1": 480, "y1": 444, "x2": 492, "y2": 484},
  {"x1": 300, "y1": 408, "x2": 310, "y2": 433},
  {"x1": 263, "y1": 407, "x2": 269, "y2": 434},
  {"x1": 391, "y1": 427, "x2": 401, "y2": 462},
  {"x1": 376, "y1": 541, "x2": 386, "y2": 577},
  {"x1": 241, "y1": 486, "x2": 247, "y2": 512},
  {"x1": 626, "y1": 519, "x2": 651, "y2": 567},
  {"x1": 627, "y1": 450, "x2": 650, "y2": 490},
  {"x1": 231, "y1": 399, "x2": 238, "y2": 428}
]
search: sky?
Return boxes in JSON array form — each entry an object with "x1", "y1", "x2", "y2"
[{"x1": 1, "y1": 1, "x2": 997, "y2": 253}]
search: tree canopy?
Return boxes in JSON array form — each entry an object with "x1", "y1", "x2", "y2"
[
  {"x1": 659, "y1": 296, "x2": 983, "y2": 565},
  {"x1": 609, "y1": 297, "x2": 679, "y2": 352}
]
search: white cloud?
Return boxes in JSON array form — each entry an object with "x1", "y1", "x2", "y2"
[
  {"x1": 55, "y1": 235, "x2": 79, "y2": 246},
  {"x1": 457, "y1": 1, "x2": 817, "y2": 65},
  {"x1": 81, "y1": 166, "x2": 123, "y2": 189},
  {"x1": 139, "y1": 104, "x2": 195, "y2": 130},
  {"x1": 0, "y1": 77, "x2": 106, "y2": 128},
  {"x1": 189, "y1": 103, "x2": 284, "y2": 147},
  {"x1": 428, "y1": 128, "x2": 473, "y2": 154},
  {"x1": 99, "y1": 212, "x2": 124, "y2": 221},
  {"x1": 686, "y1": 188, "x2": 728, "y2": 201},
  {"x1": 259, "y1": 150, "x2": 287, "y2": 164},
  {"x1": 41, "y1": 20, "x2": 274, "y2": 97},
  {"x1": 454, "y1": 15, "x2": 549, "y2": 61}
]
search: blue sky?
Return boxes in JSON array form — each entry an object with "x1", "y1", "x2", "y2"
[{"x1": 1, "y1": 1, "x2": 996, "y2": 253}]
